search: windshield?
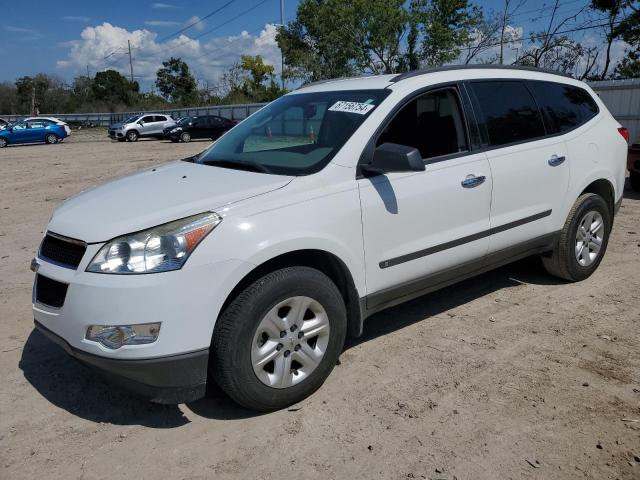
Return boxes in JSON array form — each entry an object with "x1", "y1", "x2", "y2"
[
  {"x1": 194, "y1": 89, "x2": 390, "y2": 175},
  {"x1": 124, "y1": 115, "x2": 140, "y2": 124},
  {"x1": 178, "y1": 117, "x2": 193, "y2": 126}
]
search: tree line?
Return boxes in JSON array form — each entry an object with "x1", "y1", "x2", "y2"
[
  {"x1": 0, "y1": 0, "x2": 638, "y2": 116},
  {"x1": 0, "y1": 54, "x2": 284, "y2": 115}
]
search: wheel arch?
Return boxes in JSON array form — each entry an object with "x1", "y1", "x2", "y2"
[
  {"x1": 218, "y1": 249, "x2": 365, "y2": 339},
  {"x1": 580, "y1": 178, "x2": 615, "y2": 219}
]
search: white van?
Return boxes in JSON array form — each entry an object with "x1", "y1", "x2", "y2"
[{"x1": 32, "y1": 66, "x2": 627, "y2": 411}]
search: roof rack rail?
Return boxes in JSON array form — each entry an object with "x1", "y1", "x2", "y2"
[{"x1": 390, "y1": 64, "x2": 575, "y2": 83}]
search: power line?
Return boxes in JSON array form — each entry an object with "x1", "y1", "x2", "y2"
[
  {"x1": 466, "y1": 17, "x2": 626, "y2": 52},
  {"x1": 156, "y1": 0, "x2": 237, "y2": 43},
  {"x1": 158, "y1": 0, "x2": 271, "y2": 56}
]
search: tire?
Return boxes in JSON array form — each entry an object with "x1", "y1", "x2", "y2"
[
  {"x1": 45, "y1": 133, "x2": 58, "y2": 145},
  {"x1": 180, "y1": 132, "x2": 191, "y2": 143},
  {"x1": 0, "y1": 137, "x2": 7, "y2": 148},
  {"x1": 211, "y1": 267, "x2": 347, "y2": 412},
  {"x1": 126, "y1": 130, "x2": 139, "y2": 142},
  {"x1": 542, "y1": 193, "x2": 611, "y2": 282},
  {"x1": 631, "y1": 172, "x2": 640, "y2": 192}
]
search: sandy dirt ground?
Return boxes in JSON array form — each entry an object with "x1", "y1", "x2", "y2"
[{"x1": 0, "y1": 129, "x2": 639, "y2": 480}]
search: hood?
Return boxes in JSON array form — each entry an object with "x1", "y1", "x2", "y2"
[{"x1": 48, "y1": 160, "x2": 293, "y2": 243}]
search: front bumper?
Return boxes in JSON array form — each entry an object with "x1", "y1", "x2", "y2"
[{"x1": 35, "y1": 320, "x2": 208, "y2": 403}]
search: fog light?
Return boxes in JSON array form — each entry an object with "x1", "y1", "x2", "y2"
[{"x1": 86, "y1": 323, "x2": 161, "y2": 349}]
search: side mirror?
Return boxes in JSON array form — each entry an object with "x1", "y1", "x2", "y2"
[
  {"x1": 138, "y1": 120, "x2": 144, "y2": 125},
  {"x1": 361, "y1": 143, "x2": 425, "y2": 175}
]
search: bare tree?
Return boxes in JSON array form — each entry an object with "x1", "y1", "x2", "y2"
[
  {"x1": 462, "y1": 12, "x2": 502, "y2": 64},
  {"x1": 517, "y1": 0, "x2": 589, "y2": 68}
]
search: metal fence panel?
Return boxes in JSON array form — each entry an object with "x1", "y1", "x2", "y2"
[
  {"x1": 3, "y1": 103, "x2": 268, "y2": 127},
  {"x1": 590, "y1": 78, "x2": 640, "y2": 142}
]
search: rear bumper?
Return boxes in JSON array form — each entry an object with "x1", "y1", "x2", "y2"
[{"x1": 34, "y1": 320, "x2": 209, "y2": 404}]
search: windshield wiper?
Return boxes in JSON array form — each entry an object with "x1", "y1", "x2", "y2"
[{"x1": 201, "y1": 159, "x2": 272, "y2": 174}]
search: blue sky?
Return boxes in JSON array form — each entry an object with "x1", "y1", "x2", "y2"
[{"x1": 0, "y1": 0, "x2": 618, "y2": 89}]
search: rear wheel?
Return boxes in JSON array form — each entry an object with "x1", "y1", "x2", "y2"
[
  {"x1": 45, "y1": 133, "x2": 58, "y2": 145},
  {"x1": 631, "y1": 172, "x2": 640, "y2": 192},
  {"x1": 180, "y1": 132, "x2": 191, "y2": 143},
  {"x1": 211, "y1": 267, "x2": 347, "y2": 412},
  {"x1": 542, "y1": 193, "x2": 611, "y2": 281},
  {"x1": 126, "y1": 130, "x2": 139, "y2": 142}
]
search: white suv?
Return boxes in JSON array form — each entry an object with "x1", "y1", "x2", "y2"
[{"x1": 32, "y1": 66, "x2": 627, "y2": 411}]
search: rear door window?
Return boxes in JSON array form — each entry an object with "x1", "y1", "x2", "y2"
[
  {"x1": 527, "y1": 81, "x2": 599, "y2": 133},
  {"x1": 469, "y1": 81, "x2": 546, "y2": 147}
]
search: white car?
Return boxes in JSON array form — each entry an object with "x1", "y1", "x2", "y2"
[
  {"x1": 108, "y1": 113, "x2": 176, "y2": 142},
  {"x1": 24, "y1": 117, "x2": 72, "y2": 138},
  {"x1": 31, "y1": 66, "x2": 626, "y2": 411}
]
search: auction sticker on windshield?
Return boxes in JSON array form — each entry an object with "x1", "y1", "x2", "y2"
[{"x1": 328, "y1": 101, "x2": 376, "y2": 115}]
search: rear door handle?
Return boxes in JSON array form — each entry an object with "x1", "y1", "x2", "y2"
[
  {"x1": 461, "y1": 174, "x2": 486, "y2": 188},
  {"x1": 548, "y1": 155, "x2": 566, "y2": 167}
]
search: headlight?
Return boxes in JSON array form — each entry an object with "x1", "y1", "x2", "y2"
[
  {"x1": 87, "y1": 212, "x2": 221, "y2": 274},
  {"x1": 172, "y1": 127, "x2": 181, "y2": 132},
  {"x1": 86, "y1": 323, "x2": 161, "y2": 349}
]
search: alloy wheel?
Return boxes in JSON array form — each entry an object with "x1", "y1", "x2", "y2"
[
  {"x1": 251, "y1": 296, "x2": 330, "y2": 389},
  {"x1": 575, "y1": 210, "x2": 604, "y2": 267}
]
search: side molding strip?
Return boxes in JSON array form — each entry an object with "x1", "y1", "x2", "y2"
[{"x1": 379, "y1": 209, "x2": 552, "y2": 269}]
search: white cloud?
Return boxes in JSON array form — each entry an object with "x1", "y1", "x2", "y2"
[
  {"x1": 145, "y1": 20, "x2": 181, "y2": 27},
  {"x1": 152, "y1": 2, "x2": 180, "y2": 8},
  {"x1": 56, "y1": 22, "x2": 281, "y2": 87},
  {"x1": 4, "y1": 25, "x2": 42, "y2": 40},
  {"x1": 185, "y1": 16, "x2": 206, "y2": 32},
  {"x1": 62, "y1": 16, "x2": 90, "y2": 22}
]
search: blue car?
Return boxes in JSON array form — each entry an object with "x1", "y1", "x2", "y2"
[{"x1": 0, "y1": 118, "x2": 70, "y2": 148}]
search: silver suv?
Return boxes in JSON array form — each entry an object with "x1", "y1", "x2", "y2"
[{"x1": 108, "y1": 114, "x2": 176, "y2": 142}]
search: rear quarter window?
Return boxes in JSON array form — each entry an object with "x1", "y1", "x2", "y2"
[
  {"x1": 527, "y1": 81, "x2": 599, "y2": 133},
  {"x1": 469, "y1": 80, "x2": 546, "y2": 147}
]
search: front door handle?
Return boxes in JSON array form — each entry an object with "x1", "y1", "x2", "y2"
[
  {"x1": 461, "y1": 174, "x2": 486, "y2": 188},
  {"x1": 548, "y1": 155, "x2": 566, "y2": 167}
]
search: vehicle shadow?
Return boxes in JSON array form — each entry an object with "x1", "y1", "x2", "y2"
[
  {"x1": 346, "y1": 255, "x2": 563, "y2": 350},
  {"x1": 20, "y1": 327, "x2": 262, "y2": 424}
]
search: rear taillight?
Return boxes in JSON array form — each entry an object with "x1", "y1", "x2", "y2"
[{"x1": 618, "y1": 127, "x2": 629, "y2": 143}]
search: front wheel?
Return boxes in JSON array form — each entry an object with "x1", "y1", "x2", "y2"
[
  {"x1": 45, "y1": 133, "x2": 58, "y2": 144},
  {"x1": 542, "y1": 193, "x2": 611, "y2": 281},
  {"x1": 630, "y1": 172, "x2": 640, "y2": 192},
  {"x1": 211, "y1": 267, "x2": 347, "y2": 412},
  {"x1": 0, "y1": 137, "x2": 7, "y2": 148},
  {"x1": 180, "y1": 132, "x2": 191, "y2": 143},
  {"x1": 126, "y1": 130, "x2": 139, "y2": 142}
]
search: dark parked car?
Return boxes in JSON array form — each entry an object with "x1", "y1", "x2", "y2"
[{"x1": 163, "y1": 115, "x2": 237, "y2": 143}]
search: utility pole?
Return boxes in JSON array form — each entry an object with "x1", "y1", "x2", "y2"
[
  {"x1": 280, "y1": 0, "x2": 285, "y2": 90},
  {"x1": 127, "y1": 40, "x2": 134, "y2": 82}
]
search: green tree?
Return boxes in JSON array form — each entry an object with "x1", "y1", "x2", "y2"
[
  {"x1": 15, "y1": 74, "x2": 52, "y2": 114},
  {"x1": 411, "y1": 0, "x2": 482, "y2": 66},
  {"x1": 92, "y1": 70, "x2": 139, "y2": 108},
  {"x1": 155, "y1": 57, "x2": 198, "y2": 105},
  {"x1": 221, "y1": 55, "x2": 286, "y2": 103}
]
